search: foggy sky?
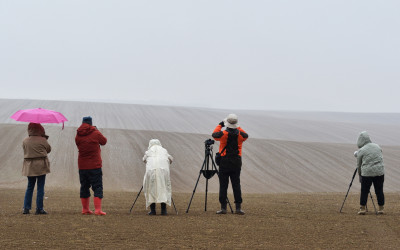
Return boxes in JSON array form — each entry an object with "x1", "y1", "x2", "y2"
[{"x1": 1, "y1": 0, "x2": 399, "y2": 112}]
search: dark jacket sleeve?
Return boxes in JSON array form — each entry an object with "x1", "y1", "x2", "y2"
[
  {"x1": 238, "y1": 127, "x2": 249, "y2": 141},
  {"x1": 212, "y1": 125, "x2": 224, "y2": 140}
]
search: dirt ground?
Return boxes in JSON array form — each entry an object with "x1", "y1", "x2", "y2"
[{"x1": 1, "y1": 188, "x2": 400, "y2": 249}]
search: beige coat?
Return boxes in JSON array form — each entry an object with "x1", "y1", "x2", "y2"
[{"x1": 22, "y1": 134, "x2": 51, "y2": 177}]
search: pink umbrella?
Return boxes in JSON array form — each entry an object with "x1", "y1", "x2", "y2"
[{"x1": 10, "y1": 108, "x2": 68, "y2": 128}]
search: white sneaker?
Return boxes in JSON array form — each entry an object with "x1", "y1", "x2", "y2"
[{"x1": 358, "y1": 206, "x2": 366, "y2": 215}]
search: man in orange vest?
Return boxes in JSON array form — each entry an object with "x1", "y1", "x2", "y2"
[{"x1": 212, "y1": 114, "x2": 248, "y2": 215}]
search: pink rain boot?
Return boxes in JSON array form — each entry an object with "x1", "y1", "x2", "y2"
[
  {"x1": 81, "y1": 198, "x2": 93, "y2": 215},
  {"x1": 94, "y1": 197, "x2": 106, "y2": 215}
]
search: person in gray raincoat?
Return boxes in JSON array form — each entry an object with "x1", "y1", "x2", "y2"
[{"x1": 356, "y1": 131, "x2": 385, "y2": 215}]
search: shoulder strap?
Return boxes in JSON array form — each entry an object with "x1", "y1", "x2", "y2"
[{"x1": 220, "y1": 145, "x2": 227, "y2": 154}]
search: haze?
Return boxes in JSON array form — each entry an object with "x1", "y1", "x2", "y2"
[{"x1": 1, "y1": 0, "x2": 399, "y2": 112}]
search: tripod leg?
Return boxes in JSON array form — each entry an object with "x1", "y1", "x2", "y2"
[
  {"x1": 171, "y1": 197, "x2": 178, "y2": 215},
  {"x1": 186, "y1": 170, "x2": 203, "y2": 213},
  {"x1": 129, "y1": 186, "x2": 143, "y2": 213},
  {"x1": 339, "y1": 187, "x2": 351, "y2": 213},
  {"x1": 369, "y1": 192, "x2": 377, "y2": 215},
  {"x1": 205, "y1": 178, "x2": 209, "y2": 211},
  {"x1": 226, "y1": 198, "x2": 234, "y2": 214},
  {"x1": 339, "y1": 168, "x2": 358, "y2": 213}
]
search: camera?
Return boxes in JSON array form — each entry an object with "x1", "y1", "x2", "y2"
[{"x1": 204, "y1": 139, "x2": 215, "y2": 146}]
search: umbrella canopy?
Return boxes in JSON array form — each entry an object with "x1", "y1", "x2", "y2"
[{"x1": 10, "y1": 108, "x2": 68, "y2": 127}]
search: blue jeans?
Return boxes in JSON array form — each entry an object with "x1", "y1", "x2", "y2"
[{"x1": 23, "y1": 175, "x2": 46, "y2": 210}]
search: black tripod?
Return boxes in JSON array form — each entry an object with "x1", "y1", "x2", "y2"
[
  {"x1": 186, "y1": 140, "x2": 233, "y2": 213},
  {"x1": 129, "y1": 186, "x2": 178, "y2": 215},
  {"x1": 339, "y1": 168, "x2": 377, "y2": 214}
]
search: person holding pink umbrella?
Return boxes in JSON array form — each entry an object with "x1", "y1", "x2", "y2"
[
  {"x1": 10, "y1": 107, "x2": 67, "y2": 215},
  {"x1": 22, "y1": 123, "x2": 51, "y2": 215}
]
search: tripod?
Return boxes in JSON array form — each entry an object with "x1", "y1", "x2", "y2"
[
  {"x1": 339, "y1": 168, "x2": 377, "y2": 214},
  {"x1": 129, "y1": 186, "x2": 178, "y2": 215},
  {"x1": 186, "y1": 141, "x2": 233, "y2": 213}
]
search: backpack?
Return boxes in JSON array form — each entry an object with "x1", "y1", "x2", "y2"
[{"x1": 215, "y1": 129, "x2": 239, "y2": 165}]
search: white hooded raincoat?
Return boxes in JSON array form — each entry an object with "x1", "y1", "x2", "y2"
[{"x1": 142, "y1": 139, "x2": 173, "y2": 208}]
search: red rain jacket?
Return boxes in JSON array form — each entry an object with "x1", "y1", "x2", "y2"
[{"x1": 75, "y1": 123, "x2": 107, "y2": 170}]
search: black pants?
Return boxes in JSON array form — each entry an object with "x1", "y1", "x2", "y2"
[
  {"x1": 79, "y1": 168, "x2": 103, "y2": 198},
  {"x1": 360, "y1": 175, "x2": 384, "y2": 206},
  {"x1": 218, "y1": 156, "x2": 242, "y2": 205}
]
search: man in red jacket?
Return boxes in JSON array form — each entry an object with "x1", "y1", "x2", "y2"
[
  {"x1": 75, "y1": 116, "x2": 107, "y2": 215},
  {"x1": 212, "y1": 114, "x2": 248, "y2": 215}
]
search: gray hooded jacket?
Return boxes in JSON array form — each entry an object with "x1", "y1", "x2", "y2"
[{"x1": 356, "y1": 131, "x2": 384, "y2": 177}]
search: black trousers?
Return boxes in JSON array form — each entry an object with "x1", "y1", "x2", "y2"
[
  {"x1": 79, "y1": 168, "x2": 103, "y2": 199},
  {"x1": 218, "y1": 156, "x2": 242, "y2": 205},
  {"x1": 360, "y1": 175, "x2": 384, "y2": 206}
]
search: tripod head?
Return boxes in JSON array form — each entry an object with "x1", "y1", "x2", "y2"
[
  {"x1": 204, "y1": 138, "x2": 214, "y2": 148},
  {"x1": 201, "y1": 139, "x2": 217, "y2": 179},
  {"x1": 204, "y1": 139, "x2": 214, "y2": 154}
]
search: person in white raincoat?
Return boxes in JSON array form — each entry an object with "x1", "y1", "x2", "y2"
[{"x1": 142, "y1": 139, "x2": 173, "y2": 215}]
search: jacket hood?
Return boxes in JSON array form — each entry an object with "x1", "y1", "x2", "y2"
[
  {"x1": 148, "y1": 139, "x2": 162, "y2": 149},
  {"x1": 357, "y1": 131, "x2": 372, "y2": 148},
  {"x1": 77, "y1": 123, "x2": 96, "y2": 136},
  {"x1": 28, "y1": 123, "x2": 45, "y2": 136}
]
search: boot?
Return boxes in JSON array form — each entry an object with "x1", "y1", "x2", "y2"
[
  {"x1": 235, "y1": 203, "x2": 245, "y2": 215},
  {"x1": 81, "y1": 198, "x2": 93, "y2": 215},
  {"x1": 216, "y1": 203, "x2": 227, "y2": 214},
  {"x1": 35, "y1": 209, "x2": 48, "y2": 215},
  {"x1": 378, "y1": 206, "x2": 384, "y2": 215},
  {"x1": 23, "y1": 208, "x2": 30, "y2": 214},
  {"x1": 358, "y1": 205, "x2": 366, "y2": 215},
  {"x1": 93, "y1": 197, "x2": 106, "y2": 215},
  {"x1": 148, "y1": 203, "x2": 156, "y2": 215},
  {"x1": 161, "y1": 203, "x2": 167, "y2": 216}
]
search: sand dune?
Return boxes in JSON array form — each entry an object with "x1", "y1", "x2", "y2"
[
  {"x1": 1, "y1": 99, "x2": 400, "y2": 193},
  {"x1": 1, "y1": 98, "x2": 400, "y2": 145},
  {"x1": 1, "y1": 124, "x2": 400, "y2": 193}
]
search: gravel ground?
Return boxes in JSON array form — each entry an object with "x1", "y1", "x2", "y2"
[{"x1": 2, "y1": 188, "x2": 400, "y2": 249}]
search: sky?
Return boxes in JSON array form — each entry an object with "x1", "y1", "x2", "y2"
[{"x1": 0, "y1": 0, "x2": 399, "y2": 112}]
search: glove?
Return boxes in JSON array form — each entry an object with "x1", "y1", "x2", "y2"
[
  {"x1": 219, "y1": 121, "x2": 225, "y2": 127},
  {"x1": 354, "y1": 151, "x2": 358, "y2": 158},
  {"x1": 359, "y1": 175, "x2": 362, "y2": 183}
]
